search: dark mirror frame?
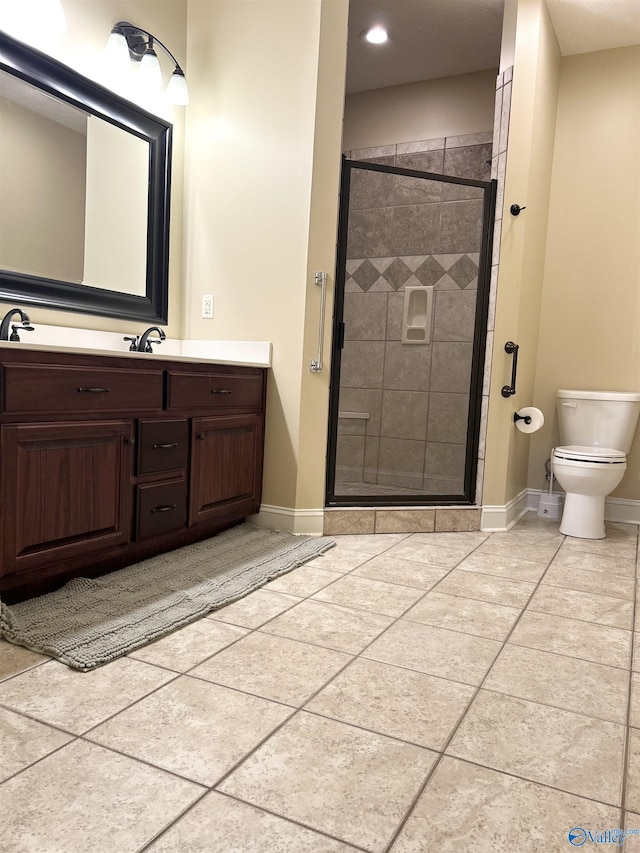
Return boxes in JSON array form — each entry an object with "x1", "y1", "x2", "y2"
[{"x1": 0, "y1": 31, "x2": 172, "y2": 323}]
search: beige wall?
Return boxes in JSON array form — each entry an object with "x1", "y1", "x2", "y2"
[
  {"x1": 500, "y1": 0, "x2": 518, "y2": 73},
  {"x1": 0, "y1": 98, "x2": 85, "y2": 282},
  {"x1": 529, "y1": 46, "x2": 640, "y2": 500},
  {"x1": 0, "y1": 0, "x2": 187, "y2": 337},
  {"x1": 483, "y1": 0, "x2": 561, "y2": 507},
  {"x1": 343, "y1": 69, "x2": 497, "y2": 152},
  {"x1": 182, "y1": 0, "x2": 347, "y2": 512},
  {"x1": 297, "y1": 0, "x2": 350, "y2": 510}
]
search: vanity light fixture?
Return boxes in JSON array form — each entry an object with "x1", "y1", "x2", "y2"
[
  {"x1": 361, "y1": 25, "x2": 389, "y2": 45},
  {"x1": 105, "y1": 21, "x2": 189, "y2": 105}
]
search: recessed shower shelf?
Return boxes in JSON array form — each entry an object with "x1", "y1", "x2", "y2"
[{"x1": 402, "y1": 285, "x2": 433, "y2": 344}]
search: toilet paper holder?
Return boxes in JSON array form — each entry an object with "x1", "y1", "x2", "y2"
[{"x1": 513, "y1": 406, "x2": 545, "y2": 433}]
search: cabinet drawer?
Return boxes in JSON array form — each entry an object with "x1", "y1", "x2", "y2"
[
  {"x1": 3, "y1": 364, "x2": 164, "y2": 415},
  {"x1": 167, "y1": 371, "x2": 263, "y2": 412},
  {"x1": 137, "y1": 419, "x2": 188, "y2": 475},
  {"x1": 135, "y1": 479, "x2": 187, "y2": 540}
]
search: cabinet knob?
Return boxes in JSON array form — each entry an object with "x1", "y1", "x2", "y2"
[
  {"x1": 125, "y1": 437, "x2": 136, "y2": 446},
  {"x1": 196, "y1": 432, "x2": 206, "y2": 441}
]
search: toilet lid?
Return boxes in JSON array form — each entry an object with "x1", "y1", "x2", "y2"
[{"x1": 554, "y1": 445, "x2": 626, "y2": 463}]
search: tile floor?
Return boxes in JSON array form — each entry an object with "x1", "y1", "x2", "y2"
[{"x1": 1, "y1": 513, "x2": 639, "y2": 852}]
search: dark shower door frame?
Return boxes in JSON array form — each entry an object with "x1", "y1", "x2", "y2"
[{"x1": 325, "y1": 157, "x2": 497, "y2": 507}]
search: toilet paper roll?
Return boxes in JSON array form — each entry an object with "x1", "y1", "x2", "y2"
[{"x1": 515, "y1": 406, "x2": 545, "y2": 434}]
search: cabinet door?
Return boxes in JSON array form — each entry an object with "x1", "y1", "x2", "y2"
[
  {"x1": 1, "y1": 421, "x2": 133, "y2": 577},
  {"x1": 189, "y1": 414, "x2": 263, "y2": 526}
]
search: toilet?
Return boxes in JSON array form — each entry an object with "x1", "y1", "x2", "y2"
[{"x1": 551, "y1": 390, "x2": 640, "y2": 539}]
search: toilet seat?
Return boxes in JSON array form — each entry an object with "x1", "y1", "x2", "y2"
[{"x1": 553, "y1": 445, "x2": 626, "y2": 464}]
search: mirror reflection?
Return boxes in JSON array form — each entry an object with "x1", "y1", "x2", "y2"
[{"x1": 0, "y1": 70, "x2": 148, "y2": 297}]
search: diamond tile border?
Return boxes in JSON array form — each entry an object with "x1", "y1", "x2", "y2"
[{"x1": 347, "y1": 254, "x2": 479, "y2": 293}]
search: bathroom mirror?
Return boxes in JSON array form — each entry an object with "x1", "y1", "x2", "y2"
[{"x1": 0, "y1": 31, "x2": 171, "y2": 322}]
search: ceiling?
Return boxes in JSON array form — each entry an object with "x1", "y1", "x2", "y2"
[
  {"x1": 346, "y1": 0, "x2": 504, "y2": 93},
  {"x1": 346, "y1": 0, "x2": 640, "y2": 94},
  {"x1": 546, "y1": 0, "x2": 640, "y2": 56}
]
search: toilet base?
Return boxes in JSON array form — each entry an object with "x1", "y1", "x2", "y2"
[{"x1": 559, "y1": 492, "x2": 606, "y2": 539}]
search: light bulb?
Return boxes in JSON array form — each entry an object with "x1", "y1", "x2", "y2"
[
  {"x1": 139, "y1": 45, "x2": 163, "y2": 89},
  {"x1": 105, "y1": 30, "x2": 130, "y2": 71},
  {"x1": 166, "y1": 69, "x2": 189, "y2": 105},
  {"x1": 363, "y1": 26, "x2": 388, "y2": 44}
]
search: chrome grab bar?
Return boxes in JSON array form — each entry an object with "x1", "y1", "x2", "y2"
[
  {"x1": 501, "y1": 341, "x2": 520, "y2": 397},
  {"x1": 310, "y1": 271, "x2": 328, "y2": 374}
]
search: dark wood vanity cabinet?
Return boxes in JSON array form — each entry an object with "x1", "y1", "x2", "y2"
[{"x1": 0, "y1": 349, "x2": 267, "y2": 601}]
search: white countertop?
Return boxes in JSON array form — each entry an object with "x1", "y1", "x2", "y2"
[{"x1": 0, "y1": 328, "x2": 272, "y2": 368}]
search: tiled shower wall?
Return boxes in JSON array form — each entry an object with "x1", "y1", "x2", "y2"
[{"x1": 337, "y1": 132, "x2": 493, "y2": 495}]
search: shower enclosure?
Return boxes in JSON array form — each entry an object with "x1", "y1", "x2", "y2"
[{"x1": 326, "y1": 157, "x2": 496, "y2": 506}]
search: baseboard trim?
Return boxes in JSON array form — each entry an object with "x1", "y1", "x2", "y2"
[
  {"x1": 604, "y1": 497, "x2": 640, "y2": 525},
  {"x1": 254, "y1": 493, "x2": 639, "y2": 537},
  {"x1": 250, "y1": 505, "x2": 325, "y2": 536},
  {"x1": 527, "y1": 490, "x2": 640, "y2": 526},
  {"x1": 481, "y1": 489, "x2": 529, "y2": 532}
]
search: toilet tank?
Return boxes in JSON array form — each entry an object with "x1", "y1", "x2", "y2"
[{"x1": 557, "y1": 390, "x2": 640, "y2": 452}]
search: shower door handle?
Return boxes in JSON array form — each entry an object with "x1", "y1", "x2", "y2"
[
  {"x1": 310, "y1": 271, "x2": 328, "y2": 373},
  {"x1": 501, "y1": 341, "x2": 519, "y2": 397}
]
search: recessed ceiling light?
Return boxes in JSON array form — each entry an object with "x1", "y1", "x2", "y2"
[{"x1": 361, "y1": 26, "x2": 389, "y2": 45}]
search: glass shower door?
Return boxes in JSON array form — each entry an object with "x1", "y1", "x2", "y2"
[{"x1": 326, "y1": 158, "x2": 495, "y2": 506}]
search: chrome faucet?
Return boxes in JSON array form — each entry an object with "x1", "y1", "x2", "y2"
[
  {"x1": 136, "y1": 327, "x2": 166, "y2": 353},
  {"x1": 0, "y1": 309, "x2": 34, "y2": 342}
]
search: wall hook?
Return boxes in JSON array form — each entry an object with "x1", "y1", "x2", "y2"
[{"x1": 510, "y1": 204, "x2": 527, "y2": 216}]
